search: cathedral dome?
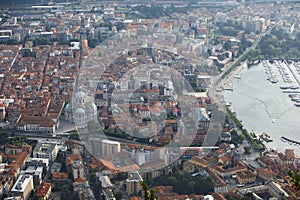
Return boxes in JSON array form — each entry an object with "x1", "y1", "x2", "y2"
[
  {"x1": 75, "y1": 107, "x2": 85, "y2": 115},
  {"x1": 75, "y1": 91, "x2": 85, "y2": 100},
  {"x1": 65, "y1": 103, "x2": 71, "y2": 111}
]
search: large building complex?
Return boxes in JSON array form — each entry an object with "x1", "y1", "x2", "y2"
[
  {"x1": 33, "y1": 142, "x2": 59, "y2": 162},
  {"x1": 101, "y1": 140, "x2": 121, "y2": 156},
  {"x1": 10, "y1": 175, "x2": 34, "y2": 200}
]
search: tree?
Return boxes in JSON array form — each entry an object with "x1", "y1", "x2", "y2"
[
  {"x1": 90, "y1": 172, "x2": 96, "y2": 183},
  {"x1": 115, "y1": 22, "x2": 125, "y2": 31},
  {"x1": 149, "y1": 189, "x2": 156, "y2": 200},
  {"x1": 69, "y1": 133, "x2": 80, "y2": 140},
  {"x1": 207, "y1": 49, "x2": 212, "y2": 56},
  {"x1": 140, "y1": 181, "x2": 156, "y2": 200},
  {"x1": 115, "y1": 192, "x2": 122, "y2": 200},
  {"x1": 151, "y1": 166, "x2": 214, "y2": 195},
  {"x1": 224, "y1": 40, "x2": 232, "y2": 50},
  {"x1": 45, "y1": 25, "x2": 52, "y2": 32},
  {"x1": 238, "y1": 134, "x2": 245, "y2": 143},
  {"x1": 287, "y1": 171, "x2": 300, "y2": 191},
  {"x1": 244, "y1": 146, "x2": 251, "y2": 155},
  {"x1": 141, "y1": 181, "x2": 150, "y2": 200},
  {"x1": 134, "y1": 5, "x2": 165, "y2": 19},
  {"x1": 194, "y1": 177, "x2": 214, "y2": 194},
  {"x1": 225, "y1": 52, "x2": 230, "y2": 58},
  {"x1": 6, "y1": 39, "x2": 19, "y2": 45},
  {"x1": 88, "y1": 38, "x2": 98, "y2": 48}
]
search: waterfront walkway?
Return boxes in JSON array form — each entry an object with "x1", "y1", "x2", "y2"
[{"x1": 220, "y1": 61, "x2": 247, "y2": 91}]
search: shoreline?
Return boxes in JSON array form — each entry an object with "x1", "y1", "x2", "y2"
[
  {"x1": 224, "y1": 60, "x2": 300, "y2": 154},
  {"x1": 221, "y1": 61, "x2": 247, "y2": 91}
]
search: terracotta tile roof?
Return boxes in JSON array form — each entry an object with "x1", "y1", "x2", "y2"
[
  {"x1": 14, "y1": 151, "x2": 29, "y2": 166},
  {"x1": 52, "y1": 172, "x2": 68, "y2": 180},
  {"x1": 219, "y1": 155, "x2": 231, "y2": 163},
  {"x1": 176, "y1": 195, "x2": 189, "y2": 200},
  {"x1": 98, "y1": 159, "x2": 139, "y2": 174},
  {"x1": 257, "y1": 156, "x2": 275, "y2": 167},
  {"x1": 206, "y1": 167, "x2": 227, "y2": 187},
  {"x1": 212, "y1": 193, "x2": 227, "y2": 200},
  {"x1": 215, "y1": 148, "x2": 225, "y2": 155},
  {"x1": 98, "y1": 159, "x2": 117, "y2": 172},
  {"x1": 118, "y1": 164, "x2": 139, "y2": 173},
  {"x1": 3, "y1": 165, "x2": 19, "y2": 176},
  {"x1": 164, "y1": 120, "x2": 177, "y2": 124},
  {"x1": 16, "y1": 115, "x2": 55, "y2": 127},
  {"x1": 35, "y1": 182, "x2": 51, "y2": 198},
  {"x1": 285, "y1": 149, "x2": 295, "y2": 159},
  {"x1": 236, "y1": 170, "x2": 256, "y2": 179},
  {"x1": 74, "y1": 177, "x2": 86, "y2": 182},
  {"x1": 256, "y1": 168, "x2": 276, "y2": 176},
  {"x1": 3, "y1": 151, "x2": 29, "y2": 168},
  {"x1": 172, "y1": 107, "x2": 178, "y2": 113},
  {"x1": 66, "y1": 154, "x2": 82, "y2": 166},
  {"x1": 127, "y1": 143, "x2": 158, "y2": 151},
  {"x1": 219, "y1": 143, "x2": 230, "y2": 149}
]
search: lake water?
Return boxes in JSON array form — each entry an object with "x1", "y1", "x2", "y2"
[{"x1": 225, "y1": 61, "x2": 300, "y2": 154}]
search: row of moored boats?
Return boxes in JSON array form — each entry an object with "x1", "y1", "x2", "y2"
[{"x1": 263, "y1": 60, "x2": 278, "y2": 83}]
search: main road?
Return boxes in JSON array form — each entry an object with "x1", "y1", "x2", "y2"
[{"x1": 208, "y1": 20, "x2": 280, "y2": 103}]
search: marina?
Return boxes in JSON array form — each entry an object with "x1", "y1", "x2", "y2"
[
  {"x1": 262, "y1": 60, "x2": 300, "y2": 106},
  {"x1": 225, "y1": 60, "x2": 300, "y2": 154},
  {"x1": 274, "y1": 60, "x2": 292, "y2": 83},
  {"x1": 263, "y1": 60, "x2": 279, "y2": 83}
]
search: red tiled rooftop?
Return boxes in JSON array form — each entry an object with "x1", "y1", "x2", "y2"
[
  {"x1": 16, "y1": 115, "x2": 55, "y2": 127},
  {"x1": 52, "y1": 172, "x2": 68, "y2": 180},
  {"x1": 35, "y1": 182, "x2": 51, "y2": 198},
  {"x1": 74, "y1": 177, "x2": 86, "y2": 182},
  {"x1": 66, "y1": 154, "x2": 82, "y2": 166}
]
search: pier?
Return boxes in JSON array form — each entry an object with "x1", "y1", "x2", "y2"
[
  {"x1": 224, "y1": 85, "x2": 233, "y2": 91},
  {"x1": 284, "y1": 59, "x2": 300, "y2": 87},
  {"x1": 282, "y1": 90, "x2": 300, "y2": 93},
  {"x1": 281, "y1": 136, "x2": 300, "y2": 146}
]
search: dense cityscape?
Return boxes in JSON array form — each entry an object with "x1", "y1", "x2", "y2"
[{"x1": 0, "y1": 0, "x2": 299, "y2": 199}]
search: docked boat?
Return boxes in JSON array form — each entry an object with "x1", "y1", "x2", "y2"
[
  {"x1": 259, "y1": 132, "x2": 273, "y2": 143},
  {"x1": 226, "y1": 102, "x2": 232, "y2": 106},
  {"x1": 290, "y1": 86, "x2": 300, "y2": 90},
  {"x1": 291, "y1": 95, "x2": 300, "y2": 100},
  {"x1": 247, "y1": 59, "x2": 260, "y2": 66},
  {"x1": 291, "y1": 94, "x2": 300, "y2": 100},
  {"x1": 280, "y1": 86, "x2": 290, "y2": 90},
  {"x1": 270, "y1": 78, "x2": 278, "y2": 83}
]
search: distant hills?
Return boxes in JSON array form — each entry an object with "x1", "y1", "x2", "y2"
[
  {"x1": 1, "y1": 0, "x2": 40, "y2": 6},
  {"x1": 1, "y1": 0, "x2": 78, "y2": 7}
]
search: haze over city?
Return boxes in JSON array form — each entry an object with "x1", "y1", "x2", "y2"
[{"x1": 0, "y1": 0, "x2": 299, "y2": 200}]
